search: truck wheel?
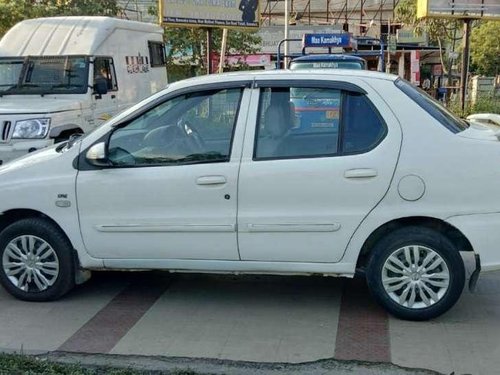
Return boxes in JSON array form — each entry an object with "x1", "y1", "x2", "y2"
[
  {"x1": 0, "y1": 218, "x2": 75, "y2": 301},
  {"x1": 55, "y1": 130, "x2": 83, "y2": 144},
  {"x1": 366, "y1": 226, "x2": 465, "y2": 321}
]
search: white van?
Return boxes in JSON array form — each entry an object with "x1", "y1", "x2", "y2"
[{"x1": 0, "y1": 16, "x2": 167, "y2": 164}]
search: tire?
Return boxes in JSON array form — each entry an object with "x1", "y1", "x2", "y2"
[
  {"x1": 366, "y1": 226, "x2": 465, "y2": 321},
  {"x1": 0, "y1": 218, "x2": 75, "y2": 301}
]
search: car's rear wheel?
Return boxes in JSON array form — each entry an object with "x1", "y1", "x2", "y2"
[
  {"x1": 366, "y1": 226, "x2": 465, "y2": 321},
  {"x1": 0, "y1": 218, "x2": 74, "y2": 301}
]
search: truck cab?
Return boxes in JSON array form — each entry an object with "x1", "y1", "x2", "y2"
[{"x1": 0, "y1": 16, "x2": 168, "y2": 164}]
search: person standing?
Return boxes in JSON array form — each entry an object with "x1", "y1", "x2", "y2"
[{"x1": 239, "y1": 0, "x2": 258, "y2": 23}]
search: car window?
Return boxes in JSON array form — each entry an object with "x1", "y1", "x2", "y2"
[
  {"x1": 94, "y1": 57, "x2": 118, "y2": 92},
  {"x1": 342, "y1": 92, "x2": 386, "y2": 154},
  {"x1": 255, "y1": 87, "x2": 341, "y2": 159},
  {"x1": 395, "y1": 78, "x2": 468, "y2": 133},
  {"x1": 107, "y1": 88, "x2": 243, "y2": 167},
  {"x1": 254, "y1": 85, "x2": 386, "y2": 160}
]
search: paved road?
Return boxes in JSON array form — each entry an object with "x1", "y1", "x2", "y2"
[{"x1": 0, "y1": 270, "x2": 499, "y2": 374}]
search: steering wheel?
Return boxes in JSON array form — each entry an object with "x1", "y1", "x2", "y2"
[
  {"x1": 143, "y1": 124, "x2": 181, "y2": 150},
  {"x1": 178, "y1": 120, "x2": 206, "y2": 152}
]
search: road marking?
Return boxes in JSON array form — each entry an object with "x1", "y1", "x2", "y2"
[
  {"x1": 334, "y1": 277, "x2": 391, "y2": 362},
  {"x1": 58, "y1": 275, "x2": 170, "y2": 353}
]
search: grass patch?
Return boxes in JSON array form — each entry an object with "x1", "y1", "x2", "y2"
[{"x1": 0, "y1": 353, "x2": 200, "y2": 375}]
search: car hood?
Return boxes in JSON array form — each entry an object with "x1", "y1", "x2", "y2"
[
  {"x1": 0, "y1": 140, "x2": 81, "y2": 181},
  {"x1": 457, "y1": 121, "x2": 500, "y2": 141},
  {"x1": 0, "y1": 145, "x2": 61, "y2": 175},
  {"x1": 0, "y1": 97, "x2": 83, "y2": 115}
]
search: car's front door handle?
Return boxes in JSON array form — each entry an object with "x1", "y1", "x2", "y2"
[
  {"x1": 196, "y1": 175, "x2": 227, "y2": 186},
  {"x1": 344, "y1": 168, "x2": 378, "y2": 179}
]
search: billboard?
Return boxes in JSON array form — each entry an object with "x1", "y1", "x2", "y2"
[
  {"x1": 417, "y1": 0, "x2": 500, "y2": 20},
  {"x1": 160, "y1": 0, "x2": 260, "y2": 29}
]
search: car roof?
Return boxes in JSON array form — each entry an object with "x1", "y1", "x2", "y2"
[
  {"x1": 168, "y1": 69, "x2": 398, "y2": 91},
  {"x1": 291, "y1": 54, "x2": 366, "y2": 62}
]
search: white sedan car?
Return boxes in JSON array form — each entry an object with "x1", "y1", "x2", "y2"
[{"x1": 0, "y1": 70, "x2": 497, "y2": 321}]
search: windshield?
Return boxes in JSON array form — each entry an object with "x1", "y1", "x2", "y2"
[
  {"x1": 395, "y1": 78, "x2": 469, "y2": 133},
  {"x1": 0, "y1": 56, "x2": 89, "y2": 96},
  {"x1": 0, "y1": 58, "x2": 24, "y2": 92},
  {"x1": 290, "y1": 61, "x2": 365, "y2": 70}
]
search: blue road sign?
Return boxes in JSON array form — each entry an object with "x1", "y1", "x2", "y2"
[{"x1": 302, "y1": 33, "x2": 352, "y2": 48}]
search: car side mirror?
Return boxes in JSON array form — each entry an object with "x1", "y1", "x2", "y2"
[
  {"x1": 86, "y1": 142, "x2": 110, "y2": 167},
  {"x1": 93, "y1": 77, "x2": 108, "y2": 96}
]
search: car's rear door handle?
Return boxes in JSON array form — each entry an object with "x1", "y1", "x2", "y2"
[
  {"x1": 196, "y1": 175, "x2": 227, "y2": 186},
  {"x1": 344, "y1": 168, "x2": 378, "y2": 179}
]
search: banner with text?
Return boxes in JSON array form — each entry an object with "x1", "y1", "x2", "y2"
[{"x1": 160, "y1": 0, "x2": 260, "y2": 29}]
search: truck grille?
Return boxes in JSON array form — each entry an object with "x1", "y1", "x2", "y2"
[{"x1": 2, "y1": 121, "x2": 11, "y2": 141}]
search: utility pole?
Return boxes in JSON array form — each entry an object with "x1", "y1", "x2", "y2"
[
  {"x1": 460, "y1": 19, "x2": 471, "y2": 113},
  {"x1": 219, "y1": 28, "x2": 228, "y2": 74},
  {"x1": 284, "y1": 0, "x2": 289, "y2": 67},
  {"x1": 206, "y1": 29, "x2": 213, "y2": 74}
]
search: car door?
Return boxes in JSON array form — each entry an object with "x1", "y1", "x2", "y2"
[
  {"x1": 76, "y1": 84, "x2": 250, "y2": 260},
  {"x1": 237, "y1": 78, "x2": 402, "y2": 263}
]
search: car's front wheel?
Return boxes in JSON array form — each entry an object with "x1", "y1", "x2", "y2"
[
  {"x1": 0, "y1": 218, "x2": 75, "y2": 301},
  {"x1": 366, "y1": 226, "x2": 465, "y2": 321}
]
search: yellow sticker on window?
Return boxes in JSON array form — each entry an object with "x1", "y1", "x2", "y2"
[{"x1": 326, "y1": 110, "x2": 338, "y2": 119}]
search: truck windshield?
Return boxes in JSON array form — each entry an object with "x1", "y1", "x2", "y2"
[
  {"x1": 0, "y1": 58, "x2": 24, "y2": 92},
  {"x1": 0, "y1": 56, "x2": 89, "y2": 96},
  {"x1": 290, "y1": 61, "x2": 364, "y2": 70}
]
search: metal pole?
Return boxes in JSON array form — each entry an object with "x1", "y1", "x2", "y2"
[
  {"x1": 386, "y1": 18, "x2": 391, "y2": 73},
  {"x1": 460, "y1": 19, "x2": 471, "y2": 113},
  {"x1": 206, "y1": 28, "x2": 213, "y2": 75},
  {"x1": 360, "y1": 0, "x2": 364, "y2": 35},
  {"x1": 284, "y1": 0, "x2": 289, "y2": 68},
  {"x1": 344, "y1": 0, "x2": 348, "y2": 30}
]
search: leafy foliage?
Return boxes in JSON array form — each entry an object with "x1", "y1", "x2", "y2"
[
  {"x1": 395, "y1": 0, "x2": 460, "y2": 43},
  {"x1": 470, "y1": 21, "x2": 500, "y2": 76},
  {"x1": 448, "y1": 95, "x2": 500, "y2": 117},
  {"x1": 395, "y1": 0, "x2": 461, "y2": 75},
  {"x1": 148, "y1": 5, "x2": 261, "y2": 79},
  {"x1": 164, "y1": 27, "x2": 261, "y2": 77},
  {"x1": 0, "y1": 0, "x2": 119, "y2": 36}
]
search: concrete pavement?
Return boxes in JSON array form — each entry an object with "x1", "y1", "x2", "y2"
[{"x1": 0, "y1": 270, "x2": 499, "y2": 374}]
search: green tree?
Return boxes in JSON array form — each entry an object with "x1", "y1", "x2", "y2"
[
  {"x1": 0, "y1": 0, "x2": 120, "y2": 36},
  {"x1": 470, "y1": 21, "x2": 500, "y2": 76},
  {"x1": 164, "y1": 27, "x2": 261, "y2": 78},
  {"x1": 395, "y1": 0, "x2": 461, "y2": 75},
  {"x1": 148, "y1": 5, "x2": 261, "y2": 79}
]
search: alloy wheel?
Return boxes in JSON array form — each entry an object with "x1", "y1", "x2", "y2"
[
  {"x1": 2, "y1": 235, "x2": 60, "y2": 292},
  {"x1": 381, "y1": 245, "x2": 450, "y2": 309}
]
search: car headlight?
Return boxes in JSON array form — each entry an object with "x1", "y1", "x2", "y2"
[{"x1": 12, "y1": 118, "x2": 51, "y2": 139}]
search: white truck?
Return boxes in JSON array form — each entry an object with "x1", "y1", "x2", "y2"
[{"x1": 0, "y1": 16, "x2": 168, "y2": 164}]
